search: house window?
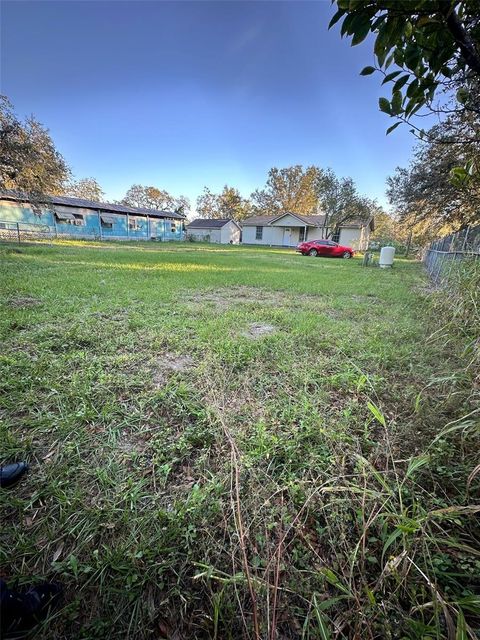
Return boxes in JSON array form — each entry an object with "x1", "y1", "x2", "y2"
[
  {"x1": 255, "y1": 226, "x2": 263, "y2": 240},
  {"x1": 299, "y1": 227, "x2": 308, "y2": 242},
  {"x1": 129, "y1": 218, "x2": 140, "y2": 231},
  {"x1": 73, "y1": 214, "x2": 85, "y2": 226},
  {"x1": 331, "y1": 229, "x2": 341, "y2": 243},
  {"x1": 171, "y1": 223, "x2": 176, "y2": 233}
]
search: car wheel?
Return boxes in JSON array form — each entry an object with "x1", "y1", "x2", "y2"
[
  {"x1": 342, "y1": 251, "x2": 352, "y2": 259},
  {"x1": 308, "y1": 248, "x2": 318, "y2": 257}
]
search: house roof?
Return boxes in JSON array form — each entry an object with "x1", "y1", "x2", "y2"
[
  {"x1": 0, "y1": 190, "x2": 186, "y2": 220},
  {"x1": 242, "y1": 211, "x2": 374, "y2": 230},
  {"x1": 242, "y1": 212, "x2": 326, "y2": 226},
  {"x1": 186, "y1": 218, "x2": 235, "y2": 229}
]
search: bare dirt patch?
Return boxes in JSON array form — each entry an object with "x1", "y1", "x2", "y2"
[
  {"x1": 242, "y1": 323, "x2": 277, "y2": 339},
  {"x1": 116, "y1": 428, "x2": 153, "y2": 455},
  {"x1": 150, "y1": 352, "x2": 194, "y2": 387},
  {"x1": 350, "y1": 294, "x2": 380, "y2": 304},
  {"x1": 7, "y1": 295, "x2": 42, "y2": 309},
  {"x1": 182, "y1": 286, "x2": 324, "y2": 312}
]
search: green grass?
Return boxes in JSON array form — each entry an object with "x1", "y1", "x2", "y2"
[{"x1": 0, "y1": 241, "x2": 478, "y2": 639}]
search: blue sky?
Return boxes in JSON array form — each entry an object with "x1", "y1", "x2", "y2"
[{"x1": 1, "y1": 0, "x2": 416, "y2": 210}]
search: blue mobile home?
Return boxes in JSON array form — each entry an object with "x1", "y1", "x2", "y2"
[{"x1": 0, "y1": 192, "x2": 186, "y2": 242}]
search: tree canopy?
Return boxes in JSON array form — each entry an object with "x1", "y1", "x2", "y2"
[
  {"x1": 0, "y1": 96, "x2": 70, "y2": 209},
  {"x1": 387, "y1": 81, "x2": 480, "y2": 230},
  {"x1": 120, "y1": 184, "x2": 190, "y2": 215},
  {"x1": 249, "y1": 165, "x2": 374, "y2": 236},
  {"x1": 64, "y1": 177, "x2": 105, "y2": 202},
  {"x1": 196, "y1": 186, "x2": 252, "y2": 221},
  {"x1": 315, "y1": 168, "x2": 374, "y2": 238},
  {"x1": 251, "y1": 166, "x2": 319, "y2": 216},
  {"x1": 330, "y1": 1, "x2": 480, "y2": 136}
]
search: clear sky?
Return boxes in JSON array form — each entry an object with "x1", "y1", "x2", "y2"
[{"x1": 1, "y1": 0, "x2": 416, "y2": 210}]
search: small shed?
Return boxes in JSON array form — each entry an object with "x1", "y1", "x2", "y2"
[{"x1": 186, "y1": 218, "x2": 241, "y2": 244}]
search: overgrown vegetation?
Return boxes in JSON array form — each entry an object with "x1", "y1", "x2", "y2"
[{"x1": 0, "y1": 242, "x2": 478, "y2": 639}]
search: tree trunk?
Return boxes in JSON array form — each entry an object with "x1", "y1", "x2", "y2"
[{"x1": 405, "y1": 228, "x2": 413, "y2": 257}]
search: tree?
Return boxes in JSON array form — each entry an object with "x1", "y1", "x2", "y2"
[
  {"x1": 64, "y1": 177, "x2": 105, "y2": 202},
  {"x1": 119, "y1": 184, "x2": 189, "y2": 215},
  {"x1": 196, "y1": 185, "x2": 252, "y2": 221},
  {"x1": 196, "y1": 187, "x2": 219, "y2": 218},
  {"x1": 315, "y1": 168, "x2": 374, "y2": 238},
  {"x1": 0, "y1": 96, "x2": 70, "y2": 210},
  {"x1": 387, "y1": 100, "x2": 480, "y2": 230},
  {"x1": 330, "y1": 1, "x2": 480, "y2": 138},
  {"x1": 251, "y1": 166, "x2": 318, "y2": 216},
  {"x1": 121, "y1": 184, "x2": 174, "y2": 210},
  {"x1": 370, "y1": 210, "x2": 398, "y2": 243},
  {"x1": 173, "y1": 195, "x2": 190, "y2": 216}
]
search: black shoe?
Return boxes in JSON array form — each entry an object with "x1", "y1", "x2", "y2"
[
  {"x1": 0, "y1": 580, "x2": 63, "y2": 639},
  {"x1": 0, "y1": 462, "x2": 29, "y2": 489}
]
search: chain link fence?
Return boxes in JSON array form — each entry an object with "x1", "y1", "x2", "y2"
[
  {"x1": 0, "y1": 220, "x2": 54, "y2": 244},
  {"x1": 423, "y1": 225, "x2": 480, "y2": 284}
]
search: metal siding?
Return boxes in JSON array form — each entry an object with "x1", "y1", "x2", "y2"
[{"x1": 0, "y1": 199, "x2": 184, "y2": 242}]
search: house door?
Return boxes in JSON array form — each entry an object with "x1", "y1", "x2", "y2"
[{"x1": 283, "y1": 228, "x2": 292, "y2": 246}]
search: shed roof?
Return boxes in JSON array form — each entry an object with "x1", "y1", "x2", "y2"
[
  {"x1": 187, "y1": 218, "x2": 235, "y2": 229},
  {"x1": 0, "y1": 190, "x2": 186, "y2": 220}
]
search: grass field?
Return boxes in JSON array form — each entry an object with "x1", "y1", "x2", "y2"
[{"x1": 1, "y1": 242, "x2": 478, "y2": 639}]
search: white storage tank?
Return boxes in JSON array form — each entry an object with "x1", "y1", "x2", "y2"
[{"x1": 379, "y1": 246, "x2": 395, "y2": 268}]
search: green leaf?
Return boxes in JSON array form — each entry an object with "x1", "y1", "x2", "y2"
[
  {"x1": 406, "y1": 78, "x2": 419, "y2": 98},
  {"x1": 393, "y1": 74, "x2": 410, "y2": 92},
  {"x1": 404, "y1": 43, "x2": 421, "y2": 71},
  {"x1": 405, "y1": 454, "x2": 429, "y2": 479},
  {"x1": 312, "y1": 598, "x2": 332, "y2": 640},
  {"x1": 367, "y1": 401, "x2": 386, "y2": 426},
  {"x1": 456, "y1": 87, "x2": 469, "y2": 104},
  {"x1": 381, "y1": 70, "x2": 402, "y2": 84},
  {"x1": 391, "y1": 90, "x2": 403, "y2": 115},
  {"x1": 351, "y1": 22, "x2": 371, "y2": 45},
  {"x1": 382, "y1": 527, "x2": 403, "y2": 561},
  {"x1": 386, "y1": 121, "x2": 401, "y2": 135},
  {"x1": 319, "y1": 568, "x2": 351, "y2": 595},
  {"x1": 328, "y1": 8, "x2": 346, "y2": 30},
  {"x1": 360, "y1": 65, "x2": 376, "y2": 75},
  {"x1": 348, "y1": 12, "x2": 372, "y2": 45},
  {"x1": 378, "y1": 97, "x2": 391, "y2": 115},
  {"x1": 341, "y1": 12, "x2": 356, "y2": 37},
  {"x1": 455, "y1": 609, "x2": 467, "y2": 640}
]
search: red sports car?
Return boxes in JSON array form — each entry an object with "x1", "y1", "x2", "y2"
[{"x1": 296, "y1": 239, "x2": 354, "y2": 258}]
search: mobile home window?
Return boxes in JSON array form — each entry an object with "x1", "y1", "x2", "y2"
[
  {"x1": 100, "y1": 214, "x2": 115, "y2": 228},
  {"x1": 255, "y1": 226, "x2": 263, "y2": 240}
]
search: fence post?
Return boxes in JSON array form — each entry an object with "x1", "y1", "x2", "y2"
[{"x1": 16, "y1": 222, "x2": 21, "y2": 244}]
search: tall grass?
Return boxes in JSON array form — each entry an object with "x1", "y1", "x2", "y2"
[{"x1": 0, "y1": 243, "x2": 478, "y2": 639}]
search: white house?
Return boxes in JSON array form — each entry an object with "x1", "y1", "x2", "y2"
[
  {"x1": 186, "y1": 218, "x2": 242, "y2": 244},
  {"x1": 241, "y1": 212, "x2": 374, "y2": 250}
]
